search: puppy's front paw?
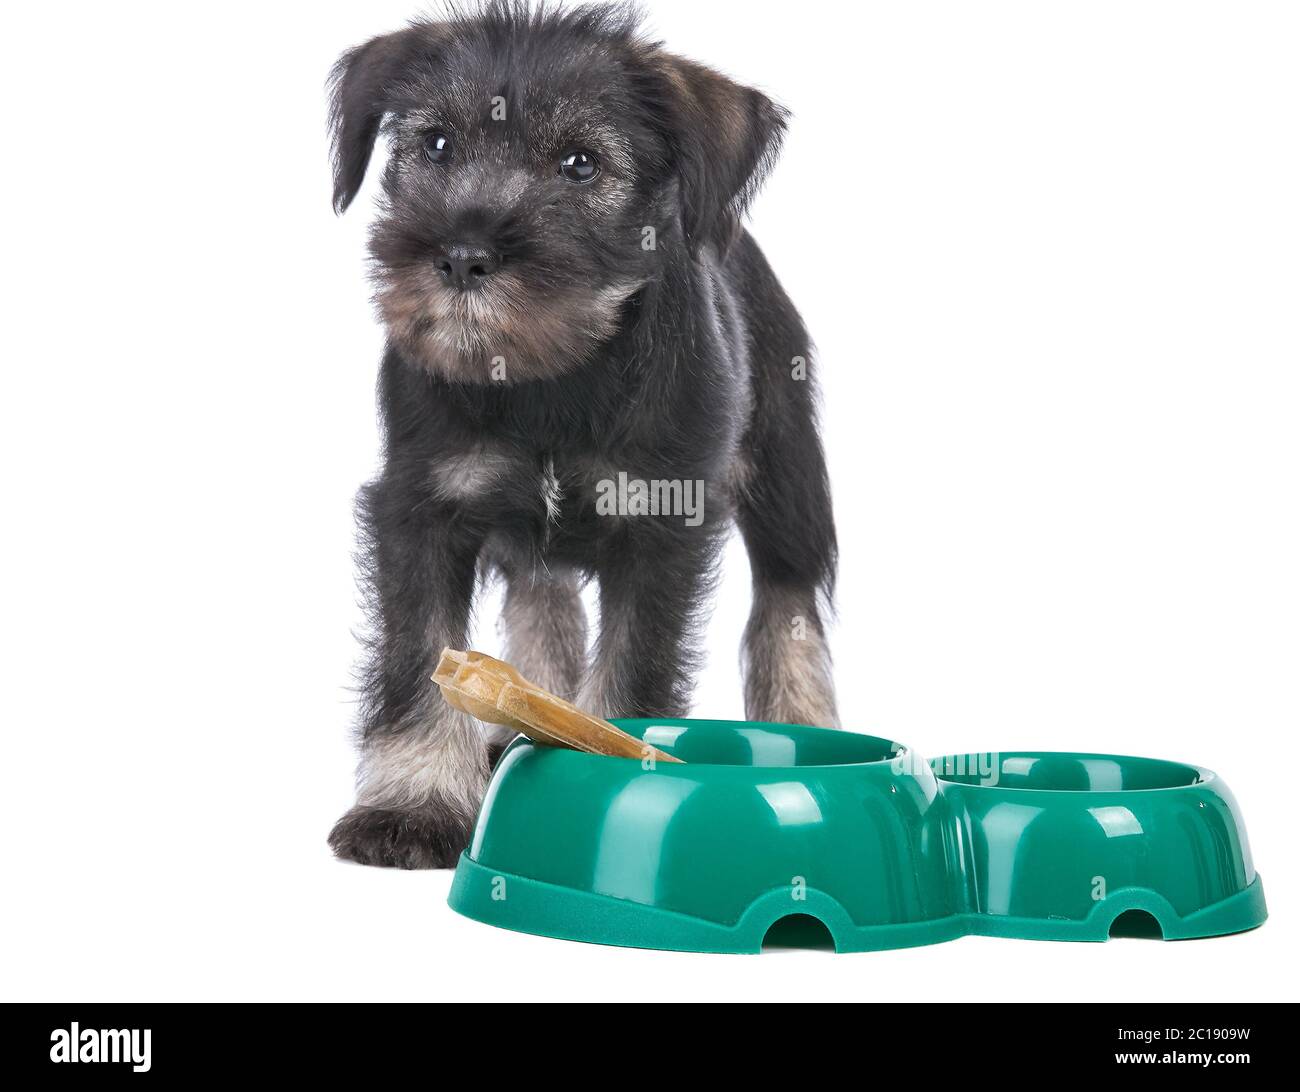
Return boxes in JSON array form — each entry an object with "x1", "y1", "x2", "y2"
[{"x1": 328, "y1": 804, "x2": 472, "y2": 869}]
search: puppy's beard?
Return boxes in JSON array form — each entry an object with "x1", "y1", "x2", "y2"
[{"x1": 377, "y1": 266, "x2": 640, "y2": 383}]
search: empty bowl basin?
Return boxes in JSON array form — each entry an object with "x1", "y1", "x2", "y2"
[{"x1": 933, "y1": 751, "x2": 1267, "y2": 942}]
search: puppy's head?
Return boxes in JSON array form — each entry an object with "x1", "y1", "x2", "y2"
[{"x1": 329, "y1": 1, "x2": 786, "y2": 383}]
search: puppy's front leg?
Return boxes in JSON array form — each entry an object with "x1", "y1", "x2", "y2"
[{"x1": 329, "y1": 475, "x2": 486, "y2": 869}]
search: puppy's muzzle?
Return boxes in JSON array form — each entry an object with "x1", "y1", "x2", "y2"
[{"x1": 435, "y1": 243, "x2": 501, "y2": 292}]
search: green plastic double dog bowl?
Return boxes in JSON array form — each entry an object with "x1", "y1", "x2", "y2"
[{"x1": 448, "y1": 719, "x2": 1267, "y2": 952}]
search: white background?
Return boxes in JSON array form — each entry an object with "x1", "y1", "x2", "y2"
[{"x1": 2, "y1": 0, "x2": 1296, "y2": 1002}]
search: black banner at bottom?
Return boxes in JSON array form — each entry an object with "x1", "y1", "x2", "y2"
[{"x1": 2, "y1": 1002, "x2": 1289, "y2": 1078}]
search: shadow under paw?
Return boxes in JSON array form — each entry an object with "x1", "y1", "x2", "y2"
[{"x1": 328, "y1": 804, "x2": 472, "y2": 870}]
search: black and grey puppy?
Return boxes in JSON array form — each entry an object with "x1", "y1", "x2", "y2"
[{"x1": 328, "y1": 1, "x2": 838, "y2": 868}]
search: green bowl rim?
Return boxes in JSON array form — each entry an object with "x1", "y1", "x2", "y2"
[
  {"x1": 605, "y1": 716, "x2": 910, "y2": 769},
  {"x1": 928, "y1": 749, "x2": 1216, "y2": 793}
]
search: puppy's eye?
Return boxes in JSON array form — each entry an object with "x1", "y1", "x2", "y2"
[
  {"x1": 559, "y1": 149, "x2": 599, "y2": 183},
  {"x1": 423, "y1": 131, "x2": 452, "y2": 164}
]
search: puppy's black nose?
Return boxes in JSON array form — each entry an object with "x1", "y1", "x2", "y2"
[{"x1": 435, "y1": 244, "x2": 501, "y2": 291}]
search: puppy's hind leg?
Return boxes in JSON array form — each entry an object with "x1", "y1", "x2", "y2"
[
  {"x1": 500, "y1": 568, "x2": 588, "y2": 698},
  {"x1": 578, "y1": 525, "x2": 723, "y2": 720},
  {"x1": 736, "y1": 352, "x2": 839, "y2": 729},
  {"x1": 490, "y1": 565, "x2": 588, "y2": 764}
]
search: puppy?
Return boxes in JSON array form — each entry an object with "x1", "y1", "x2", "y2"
[{"x1": 328, "y1": 1, "x2": 838, "y2": 868}]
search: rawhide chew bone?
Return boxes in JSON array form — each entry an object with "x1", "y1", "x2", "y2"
[{"x1": 433, "y1": 648, "x2": 683, "y2": 764}]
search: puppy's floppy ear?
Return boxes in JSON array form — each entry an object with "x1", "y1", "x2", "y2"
[
  {"x1": 648, "y1": 52, "x2": 789, "y2": 254},
  {"x1": 327, "y1": 24, "x2": 441, "y2": 213}
]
